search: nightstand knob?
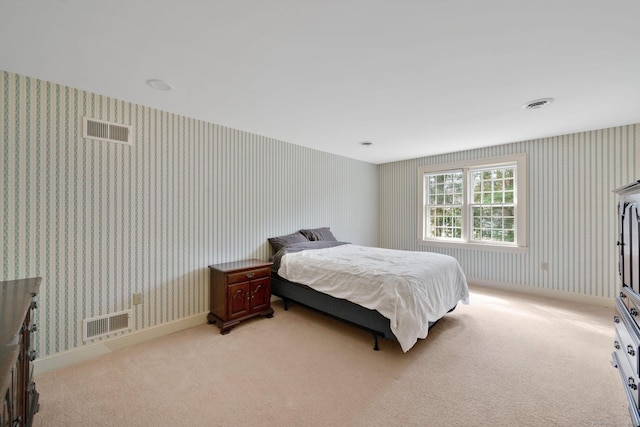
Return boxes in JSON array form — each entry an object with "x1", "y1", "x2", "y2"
[{"x1": 246, "y1": 273, "x2": 255, "y2": 279}]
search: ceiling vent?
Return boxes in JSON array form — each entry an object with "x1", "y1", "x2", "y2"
[
  {"x1": 522, "y1": 98, "x2": 554, "y2": 110},
  {"x1": 83, "y1": 117, "x2": 132, "y2": 145}
]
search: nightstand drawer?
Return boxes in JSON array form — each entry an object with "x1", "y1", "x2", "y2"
[{"x1": 227, "y1": 267, "x2": 270, "y2": 285}]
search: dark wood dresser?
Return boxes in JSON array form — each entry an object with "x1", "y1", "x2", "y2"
[
  {"x1": 612, "y1": 181, "x2": 640, "y2": 427},
  {"x1": 207, "y1": 259, "x2": 274, "y2": 334},
  {"x1": 1, "y1": 277, "x2": 40, "y2": 427}
]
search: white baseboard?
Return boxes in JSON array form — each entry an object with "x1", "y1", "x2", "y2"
[
  {"x1": 468, "y1": 277, "x2": 615, "y2": 308},
  {"x1": 34, "y1": 312, "x2": 208, "y2": 375}
]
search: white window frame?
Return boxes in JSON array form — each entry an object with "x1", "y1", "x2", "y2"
[{"x1": 418, "y1": 153, "x2": 528, "y2": 254}]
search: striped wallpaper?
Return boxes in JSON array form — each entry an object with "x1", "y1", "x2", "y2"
[
  {"x1": 378, "y1": 124, "x2": 640, "y2": 299},
  {"x1": 0, "y1": 71, "x2": 378, "y2": 358}
]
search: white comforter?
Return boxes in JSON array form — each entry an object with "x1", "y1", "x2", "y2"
[{"x1": 277, "y1": 244, "x2": 469, "y2": 352}]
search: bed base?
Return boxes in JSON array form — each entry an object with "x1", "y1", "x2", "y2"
[{"x1": 271, "y1": 273, "x2": 454, "y2": 351}]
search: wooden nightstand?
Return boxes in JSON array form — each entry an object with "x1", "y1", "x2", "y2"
[{"x1": 207, "y1": 259, "x2": 274, "y2": 334}]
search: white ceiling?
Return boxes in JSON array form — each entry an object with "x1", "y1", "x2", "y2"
[{"x1": 1, "y1": 0, "x2": 639, "y2": 164}]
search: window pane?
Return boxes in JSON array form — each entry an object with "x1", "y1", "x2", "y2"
[
  {"x1": 505, "y1": 178, "x2": 514, "y2": 190},
  {"x1": 504, "y1": 191, "x2": 514, "y2": 203}
]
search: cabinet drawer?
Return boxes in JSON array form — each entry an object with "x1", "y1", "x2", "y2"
[
  {"x1": 613, "y1": 349, "x2": 640, "y2": 421},
  {"x1": 616, "y1": 325, "x2": 640, "y2": 376},
  {"x1": 616, "y1": 297, "x2": 640, "y2": 378},
  {"x1": 615, "y1": 347, "x2": 640, "y2": 407},
  {"x1": 623, "y1": 287, "x2": 640, "y2": 327},
  {"x1": 227, "y1": 268, "x2": 270, "y2": 285}
]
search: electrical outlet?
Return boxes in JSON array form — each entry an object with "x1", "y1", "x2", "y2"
[{"x1": 132, "y1": 293, "x2": 143, "y2": 305}]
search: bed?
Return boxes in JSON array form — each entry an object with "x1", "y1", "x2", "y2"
[{"x1": 268, "y1": 228, "x2": 469, "y2": 352}]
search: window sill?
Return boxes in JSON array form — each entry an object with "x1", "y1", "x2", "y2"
[{"x1": 417, "y1": 239, "x2": 527, "y2": 254}]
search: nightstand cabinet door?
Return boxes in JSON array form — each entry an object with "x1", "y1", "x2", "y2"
[
  {"x1": 228, "y1": 282, "x2": 251, "y2": 320},
  {"x1": 250, "y1": 277, "x2": 270, "y2": 313}
]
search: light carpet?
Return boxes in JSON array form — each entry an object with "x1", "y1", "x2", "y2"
[{"x1": 33, "y1": 285, "x2": 630, "y2": 426}]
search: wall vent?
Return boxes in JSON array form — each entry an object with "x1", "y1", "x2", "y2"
[
  {"x1": 83, "y1": 310, "x2": 132, "y2": 341},
  {"x1": 83, "y1": 117, "x2": 132, "y2": 145}
]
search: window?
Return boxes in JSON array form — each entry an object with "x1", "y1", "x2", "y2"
[{"x1": 419, "y1": 154, "x2": 527, "y2": 253}]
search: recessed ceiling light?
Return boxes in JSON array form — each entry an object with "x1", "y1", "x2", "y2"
[
  {"x1": 146, "y1": 79, "x2": 174, "y2": 91},
  {"x1": 359, "y1": 141, "x2": 374, "y2": 146},
  {"x1": 522, "y1": 97, "x2": 554, "y2": 110}
]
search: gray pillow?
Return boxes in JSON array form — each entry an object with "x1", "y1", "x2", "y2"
[
  {"x1": 268, "y1": 232, "x2": 309, "y2": 252},
  {"x1": 299, "y1": 227, "x2": 337, "y2": 242}
]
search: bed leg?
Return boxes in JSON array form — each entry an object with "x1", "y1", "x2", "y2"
[
  {"x1": 283, "y1": 298, "x2": 289, "y2": 311},
  {"x1": 372, "y1": 334, "x2": 380, "y2": 351}
]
